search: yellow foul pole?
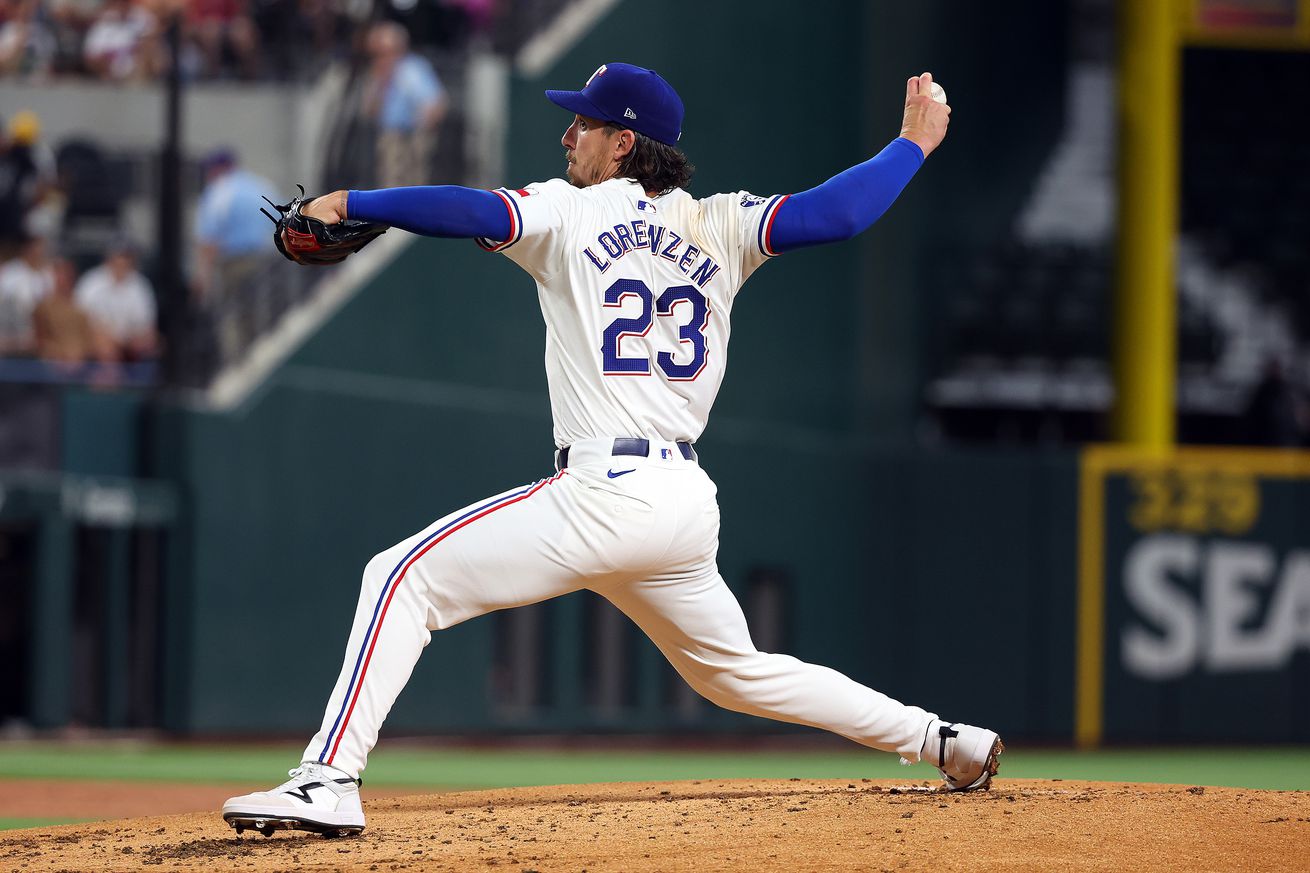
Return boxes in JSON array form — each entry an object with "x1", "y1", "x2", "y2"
[
  {"x1": 1112, "y1": 0, "x2": 1179, "y2": 447},
  {"x1": 1080, "y1": 0, "x2": 1182, "y2": 751}
]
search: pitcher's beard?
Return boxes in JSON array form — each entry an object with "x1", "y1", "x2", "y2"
[{"x1": 565, "y1": 152, "x2": 584, "y2": 188}]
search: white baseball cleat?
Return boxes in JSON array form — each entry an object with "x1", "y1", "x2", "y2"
[
  {"x1": 922, "y1": 720, "x2": 1004, "y2": 791},
  {"x1": 222, "y1": 762, "x2": 365, "y2": 837}
]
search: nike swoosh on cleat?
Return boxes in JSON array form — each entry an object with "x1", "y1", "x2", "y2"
[
  {"x1": 283, "y1": 782, "x2": 324, "y2": 803},
  {"x1": 607, "y1": 468, "x2": 636, "y2": 478}
]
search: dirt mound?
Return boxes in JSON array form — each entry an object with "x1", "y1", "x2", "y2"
[
  {"x1": 0, "y1": 780, "x2": 420, "y2": 820},
  {"x1": 1, "y1": 779, "x2": 1306, "y2": 872}
]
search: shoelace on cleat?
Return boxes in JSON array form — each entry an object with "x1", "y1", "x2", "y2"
[{"x1": 272, "y1": 764, "x2": 318, "y2": 792}]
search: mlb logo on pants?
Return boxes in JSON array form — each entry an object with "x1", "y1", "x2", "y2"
[{"x1": 661, "y1": 448, "x2": 671, "y2": 460}]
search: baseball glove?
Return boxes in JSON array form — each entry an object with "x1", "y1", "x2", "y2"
[{"x1": 261, "y1": 185, "x2": 388, "y2": 265}]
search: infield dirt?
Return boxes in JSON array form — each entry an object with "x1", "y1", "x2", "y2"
[{"x1": 1, "y1": 778, "x2": 1306, "y2": 872}]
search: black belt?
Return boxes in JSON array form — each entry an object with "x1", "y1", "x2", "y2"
[{"x1": 557, "y1": 438, "x2": 695, "y2": 469}]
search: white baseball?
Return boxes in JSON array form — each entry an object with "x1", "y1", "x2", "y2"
[{"x1": 929, "y1": 82, "x2": 947, "y2": 104}]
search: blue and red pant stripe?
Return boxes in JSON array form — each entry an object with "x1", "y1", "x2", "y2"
[{"x1": 318, "y1": 472, "x2": 565, "y2": 765}]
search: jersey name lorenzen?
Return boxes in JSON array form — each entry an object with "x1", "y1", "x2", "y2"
[{"x1": 581, "y1": 219, "x2": 722, "y2": 288}]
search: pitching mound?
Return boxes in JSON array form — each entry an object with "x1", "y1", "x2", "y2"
[{"x1": 1, "y1": 779, "x2": 1306, "y2": 872}]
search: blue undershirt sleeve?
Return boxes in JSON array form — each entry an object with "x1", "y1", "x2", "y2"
[
  {"x1": 768, "y1": 137, "x2": 925, "y2": 254},
  {"x1": 346, "y1": 186, "x2": 512, "y2": 241}
]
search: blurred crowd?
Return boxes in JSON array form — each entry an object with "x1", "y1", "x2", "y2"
[
  {"x1": 0, "y1": 0, "x2": 495, "y2": 82},
  {"x1": 0, "y1": 0, "x2": 465, "y2": 385},
  {"x1": 0, "y1": 104, "x2": 158, "y2": 381},
  {"x1": 0, "y1": 108, "x2": 157, "y2": 379},
  {"x1": 0, "y1": 0, "x2": 624, "y2": 394},
  {"x1": 0, "y1": 234, "x2": 158, "y2": 374},
  {"x1": 2, "y1": 0, "x2": 256, "y2": 82}
]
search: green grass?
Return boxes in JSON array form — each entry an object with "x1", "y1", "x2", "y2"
[
  {"x1": 0, "y1": 742, "x2": 1306, "y2": 791},
  {"x1": 0, "y1": 817, "x2": 89, "y2": 830}
]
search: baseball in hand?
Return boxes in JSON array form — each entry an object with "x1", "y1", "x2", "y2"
[{"x1": 929, "y1": 82, "x2": 947, "y2": 104}]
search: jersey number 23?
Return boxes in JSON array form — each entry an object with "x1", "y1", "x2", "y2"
[{"x1": 600, "y1": 278, "x2": 709, "y2": 381}]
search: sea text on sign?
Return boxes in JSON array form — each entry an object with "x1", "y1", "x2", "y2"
[{"x1": 1121, "y1": 535, "x2": 1310, "y2": 679}]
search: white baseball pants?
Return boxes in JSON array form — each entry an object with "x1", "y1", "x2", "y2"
[{"x1": 305, "y1": 438, "x2": 936, "y2": 777}]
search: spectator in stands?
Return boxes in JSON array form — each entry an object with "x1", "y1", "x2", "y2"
[
  {"x1": 47, "y1": 0, "x2": 98, "y2": 76},
  {"x1": 75, "y1": 238, "x2": 158, "y2": 361},
  {"x1": 288, "y1": 0, "x2": 351, "y2": 74},
  {"x1": 10, "y1": 111, "x2": 59, "y2": 240},
  {"x1": 0, "y1": 110, "x2": 57, "y2": 259},
  {"x1": 34, "y1": 257, "x2": 106, "y2": 366},
  {"x1": 188, "y1": 0, "x2": 258, "y2": 79},
  {"x1": 193, "y1": 147, "x2": 273, "y2": 364},
  {"x1": 361, "y1": 21, "x2": 446, "y2": 187},
  {"x1": 0, "y1": 234, "x2": 53, "y2": 356},
  {"x1": 0, "y1": 0, "x2": 57, "y2": 79},
  {"x1": 83, "y1": 0, "x2": 160, "y2": 81}
]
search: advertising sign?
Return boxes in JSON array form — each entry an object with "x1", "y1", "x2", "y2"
[{"x1": 1077, "y1": 447, "x2": 1310, "y2": 745}]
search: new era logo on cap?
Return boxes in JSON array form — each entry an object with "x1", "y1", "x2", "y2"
[{"x1": 545, "y1": 62, "x2": 684, "y2": 146}]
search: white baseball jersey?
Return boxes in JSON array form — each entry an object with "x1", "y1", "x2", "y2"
[
  {"x1": 475, "y1": 178, "x2": 789, "y2": 447},
  {"x1": 297, "y1": 174, "x2": 942, "y2": 789}
]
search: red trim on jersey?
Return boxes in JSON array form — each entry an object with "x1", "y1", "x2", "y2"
[
  {"x1": 325, "y1": 471, "x2": 566, "y2": 765},
  {"x1": 762, "y1": 194, "x2": 790, "y2": 257},
  {"x1": 477, "y1": 189, "x2": 519, "y2": 252}
]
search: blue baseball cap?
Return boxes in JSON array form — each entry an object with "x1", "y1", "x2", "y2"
[{"x1": 546, "y1": 63, "x2": 684, "y2": 146}]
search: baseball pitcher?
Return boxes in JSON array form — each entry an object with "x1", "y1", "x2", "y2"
[{"x1": 224, "y1": 63, "x2": 1001, "y2": 837}]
